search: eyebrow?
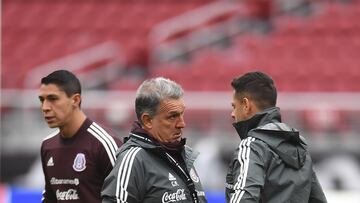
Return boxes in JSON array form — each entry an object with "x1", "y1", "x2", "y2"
[
  {"x1": 168, "y1": 111, "x2": 181, "y2": 115},
  {"x1": 38, "y1": 94, "x2": 58, "y2": 99}
]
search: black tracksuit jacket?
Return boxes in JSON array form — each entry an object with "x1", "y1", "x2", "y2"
[
  {"x1": 226, "y1": 107, "x2": 327, "y2": 203},
  {"x1": 102, "y1": 132, "x2": 207, "y2": 203}
]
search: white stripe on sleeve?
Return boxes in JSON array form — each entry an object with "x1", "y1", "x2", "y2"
[
  {"x1": 88, "y1": 125, "x2": 118, "y2": 166},
  {"x1": 230, "y1": 137, "x2": 256, "y2": 203},
  {"x1": 92, "y1": 122, "x2": 119, "y2": 150},
  {"x1": 115, "y1": 147, "x2": 142, "y2": 203}
]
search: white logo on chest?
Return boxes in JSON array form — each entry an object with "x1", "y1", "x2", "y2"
[
  {"x1": 47, "y1": 157, "x2": 54, "y2": 166},
  {"x1": 73, "y1": 153, "x2": 86, "y2": 172},
  {"x1": 168, "y1": 172, "x2": 179, "y2": 187},
  {"x1": 162, "y1": 189, "x2": 186, "y2": 203}
]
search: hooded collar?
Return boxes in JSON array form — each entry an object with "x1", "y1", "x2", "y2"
[
  {"x1": 233, "y1": 107, "x2": 307, "y2": 169},
  {"x1": 232, "y1": 107, "x2": 281, "y2": 139},
  {"x1": 129, "y1": 121, "x2": 186, "y2": 152}
]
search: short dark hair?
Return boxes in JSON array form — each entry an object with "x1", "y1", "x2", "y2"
[
  {"x1": 231, "y1": 71, "x2": 277, "y2": 110},
  {"x1": 41, "y1": 69, "x2": 82, "y2": 97}
]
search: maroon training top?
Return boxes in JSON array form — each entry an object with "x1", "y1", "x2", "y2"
[{"x1": 41, "y1": 118, "x2": 122, "y2": 203}]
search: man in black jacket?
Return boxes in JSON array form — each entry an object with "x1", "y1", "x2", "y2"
[
  {"x1": 102, "y1": 77, "x2": 207, "y2": 203},
  {"x1": 225, "y1": 71, "x2": 327, "y2": 203}
]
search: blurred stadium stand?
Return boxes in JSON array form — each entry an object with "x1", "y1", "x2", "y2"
[
  {"x1": 149, "y1": 0, "x2": 360, "y2": 92},
  {"x1": 2, "y1": 0, "x2": 213, "y2": 89},
  {"x1": 2, "y1": 0, "x2": 360, "y2": 202}
]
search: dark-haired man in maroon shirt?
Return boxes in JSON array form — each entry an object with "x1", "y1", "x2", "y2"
[{"x1": 38, "y1": 70, "x2": 122, "y2": 202}]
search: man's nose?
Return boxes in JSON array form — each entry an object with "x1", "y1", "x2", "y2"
[
  {"x1": 41, "y1": 100, "x2": 51, "y2": 112},
  {"x1": 231, "y1": 111, "x2": 235, "y2": 119},
  {"x1": 177, "y1": 115, "x2": 186, "y2": 128}
]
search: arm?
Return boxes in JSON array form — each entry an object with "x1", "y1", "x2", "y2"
[
  {"x1": 40, "y1": 145, "x2": 57, "y2": 203},
  {"x1": 101, "y1": 147, "x2": 144, "y2": 203},
  {"x1": 309, "y1": 169, "x2": 327, "y2": 203},
  {"x1": 230, "y1": 137, "x2": 266, "y2": 203}
]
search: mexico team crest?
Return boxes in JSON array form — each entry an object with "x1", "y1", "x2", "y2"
[
  {"x1": 190, "y1": 168, "x2": 199, "y2": 183},
  {"x1": 73, "y1": 153, "x2": 86, "y2": 172}
]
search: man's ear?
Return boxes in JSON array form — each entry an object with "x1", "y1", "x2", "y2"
[
  {"x1": 243, "y1": 97, "x2": 251, "y2": 112},
  {"x1": 72, "y1": 93, "x2": 81, "y2": 107},
  {"x1": 141, "y1": 113, "x2": 152, "y2": 130},
  {"x1": 244, "y1": 97, "x2": 259, "y2": 116}
]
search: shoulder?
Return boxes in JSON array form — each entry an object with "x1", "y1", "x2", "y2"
[
  {"x1": 116, "y1": 136, "x2": 160, "y2": 164},
  {"x1": 257, "y1": 122, "x2": 298, "y2": 133},
  {"x1": 116, "y1": 146, "x2": 145, "y2": 167},
  {"x1": 183, "y1": 145, "x2": 199, "y2": 164},
  {"x1": 41, "y1": 130, "x2": 60, "y2": 158},
  {"x1": 118, "y1": 146, "x2": 145, "y2": 158},
  {"x1": 86, "y1": 121, "x2": 116, "y2": 137},
  {"x1": 238, "y1": 137, "x2": 267, "y2": 149},
  {"x1": 41, "y1": 129, "x2": 60, "y2": 147},
  {"x1": 86, "y1": 121, "x2": 122, "y2": 146},
  {"x1": 236, "y1": 137, "x2": 270, "y2": 159}
]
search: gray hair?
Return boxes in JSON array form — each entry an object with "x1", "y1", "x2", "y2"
[{"x1": 135, "y1": 77, "x2": 184, "y2": 124}]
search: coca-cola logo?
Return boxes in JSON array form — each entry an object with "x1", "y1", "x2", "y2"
[
  {"x1": 162, "y1": 189, "x2": 187, "y2": 203},
  {"x1": 56, "y1": 189, "x2": 79, "y2": 200}
]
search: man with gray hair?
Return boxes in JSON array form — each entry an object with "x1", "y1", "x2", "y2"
[{"x1": 101, "y1": 77, "x2": 207, "y2": 203}]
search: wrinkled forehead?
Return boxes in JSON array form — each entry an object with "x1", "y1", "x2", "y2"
[{"x1": 157, "y1": 98, "x2": 185, "y2": 114}]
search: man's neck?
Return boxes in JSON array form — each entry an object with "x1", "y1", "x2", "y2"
[{"x1": 59, "y1": 111, "x2": 86, "y2": 139}]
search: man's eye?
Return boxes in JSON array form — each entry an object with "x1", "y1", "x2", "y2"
[{"x1": 48, "y1": 97, "x2": 58, "y2": 101}]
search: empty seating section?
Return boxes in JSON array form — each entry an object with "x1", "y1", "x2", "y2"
[
  {"x1": 2, "y1": 0, "x2": 212, "y2": 88},
  {"x1": 3, "y1": 0, "x2": 360, "y2": 91},
  {"x1": 150, "y1": 1, "x2": 360, "y2": 92},
  {"x1": 255, "y1": 2, "x2": 360, "y2": 91}
]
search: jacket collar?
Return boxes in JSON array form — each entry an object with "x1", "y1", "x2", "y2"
[
  {"x1": 129, "y1": 124, "x2": 201, "y2": 171},
  {"x1": 232, "y1": 107, "x2": 281, "y2": 139},
  {"x1": 129, "y1": 121, "x2": 186, "y2": 151}
]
